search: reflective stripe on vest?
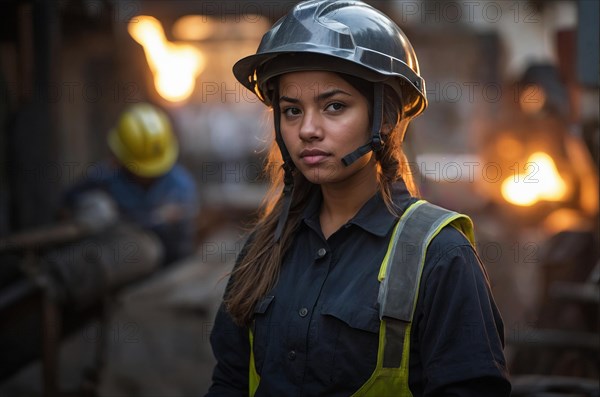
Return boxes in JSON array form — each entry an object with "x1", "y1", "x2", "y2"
[
  {"x1": 248, "y1": 200, "x2": 475, "y2": 396},
  {"x1": 352, "y1": 200, "x2": 475, "y2": 396},
  {"x1": 249, "y1": 328, "x2": 260, "y2": 396}
]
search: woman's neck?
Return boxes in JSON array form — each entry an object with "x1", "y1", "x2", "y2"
[{"x1": 319, "y1": 163, "x2": 379, "y2": 239}]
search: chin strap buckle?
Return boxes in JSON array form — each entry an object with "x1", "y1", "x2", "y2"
[
  {"x1": 282, "y1": 162, "x2": 294, "y2": 185},
  {"x1": 371, "y1": 135, "x2": 384, "y2": 152},
  {"x1": 273, "y1": 162, "x2": 295, "y2": 243}
]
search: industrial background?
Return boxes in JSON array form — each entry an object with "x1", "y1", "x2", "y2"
[{"x1": 0, "y1": 0, "x2": 598, "y2": 396}]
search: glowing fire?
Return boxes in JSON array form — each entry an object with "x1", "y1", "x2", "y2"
[
  {"x1": 501, "y1": 152, "x2": 568, "y2": 206},
  {"x1": 128, "y1": 16, "x2": 205, "y2": 102}
]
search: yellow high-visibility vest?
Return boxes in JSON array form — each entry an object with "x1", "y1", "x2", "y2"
[{"x1": 249, "y1": 200, "x2": 476, "y2": 396}]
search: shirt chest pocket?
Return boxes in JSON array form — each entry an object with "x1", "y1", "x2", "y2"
[
  {"x1": 319, "y1": 303, "x2": 380, "y2": 386},
  {"x1": 252, "y1": 295, "x2": 275, "y2": 374}
]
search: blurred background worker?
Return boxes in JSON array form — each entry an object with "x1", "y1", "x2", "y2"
[{"x1": 63, "y1": 103, "x2": 199, "y2": 265}]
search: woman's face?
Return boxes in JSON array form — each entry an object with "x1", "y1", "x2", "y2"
[{"x1": 279, "y1": 71, "x2": 375, "y2": 186}]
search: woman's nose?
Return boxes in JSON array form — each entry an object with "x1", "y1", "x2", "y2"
[{"x1": 299, "y1": 111, "x2": 323, "y2": 141}]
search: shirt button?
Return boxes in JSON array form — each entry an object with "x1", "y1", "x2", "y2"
[
  {"x1": 299, "y1": 307, "x2": 308, "y2": 317},
  {"x1": 317, "y1": 248, "x2": 327, "y2": 258},
  {"x1": 288, "y1": 350, "x2": 296, "y2": 361}
]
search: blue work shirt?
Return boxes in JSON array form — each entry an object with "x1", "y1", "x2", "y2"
[
  {"x1": 64, "y1": 161, "x2": 199, "y2": 264},
  {"x1": 207, "y1": 180, "x2": 510, "y2": 396}
]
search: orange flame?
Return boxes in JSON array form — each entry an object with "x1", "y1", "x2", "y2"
[
  {"x1": 501, "y1": 152, "x2": 567, "y2": 206},
  {"x1": 128, "y1": 16, "x2": 205, "y2": 102}
]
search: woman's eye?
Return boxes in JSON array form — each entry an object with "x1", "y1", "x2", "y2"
[
  {"x1": 326, "y1": 102, "x2": 345, "y2": 112},
  {"x1": 283, "y1": 107, "x2": 301, "y2": 117}
]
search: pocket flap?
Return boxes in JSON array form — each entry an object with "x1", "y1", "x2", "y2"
[
  {"x1": 254, "y1": 295, "x2": 275, "y2": 314},
  {"x1": 321, "y1": 304, "x2": 380, "y2": 334}
]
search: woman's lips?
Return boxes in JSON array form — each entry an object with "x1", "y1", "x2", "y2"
[{"x1": 300, "y1": 149, "x2": 331, "y2": 165}]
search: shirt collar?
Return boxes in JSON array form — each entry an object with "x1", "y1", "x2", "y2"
[{"x1": 301, "y1": 179, "x2": 414, "y2": 237}]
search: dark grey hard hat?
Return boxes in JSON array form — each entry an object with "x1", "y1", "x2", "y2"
[{"x1": 233, "y1": 0, "x2": 427, "y2": 118}]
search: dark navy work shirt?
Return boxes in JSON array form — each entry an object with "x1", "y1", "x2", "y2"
[{"x1": 207, "y1": 181, "x2": 510, "y2": 396}]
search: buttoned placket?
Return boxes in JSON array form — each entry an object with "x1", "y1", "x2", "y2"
[
  {"x1": 296, "y1": 244, "x2": 329, "y2": 321},
  {"x1": 282, "y1": 223, "x2": 333, "y2": 388}
]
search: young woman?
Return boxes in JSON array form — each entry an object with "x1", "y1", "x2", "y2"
[{"x1": 207, "y1": 1, "x2": 510, "y2": 396}]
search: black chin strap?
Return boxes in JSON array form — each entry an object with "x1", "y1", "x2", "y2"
[
  {"x1": 273, "y1": 100, "x2": 295, "y2": 243},
  {"x1": 342, "y1": 83, "x2": 385, "y2": 166}
]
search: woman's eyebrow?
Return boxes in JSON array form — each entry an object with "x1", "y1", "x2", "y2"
[
  {"x1": 316, "y1": 89, "x2": 352, "y2": 101},
  {"x1": 279, "y1": 95, "x2": 300, "y2": 104},
  {"x1": 279, "y1": 88, "x2": 352, "y2": 104}
]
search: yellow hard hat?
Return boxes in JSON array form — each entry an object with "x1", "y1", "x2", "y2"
[{"x1": 108, "y1": 103, "x2": 178, "y2": 177}]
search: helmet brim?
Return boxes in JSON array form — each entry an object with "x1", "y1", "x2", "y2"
[{"x1": 233, "y1": 50, "x2": 427, "y2": 117}]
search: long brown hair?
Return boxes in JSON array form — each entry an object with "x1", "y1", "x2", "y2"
[{"x1": 224, "y1": 75, "x2": 419, "y2": 326}]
